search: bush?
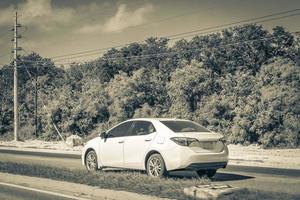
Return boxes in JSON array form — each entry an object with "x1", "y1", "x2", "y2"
[{"x1": 19, "y1": 124, "x2": 36, "y2": 141}]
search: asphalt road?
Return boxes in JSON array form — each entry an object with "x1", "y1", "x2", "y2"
[
  {"x1": 0, "y1": 184, "x2": 73, "y2": 200},
  {"x1": 0, "y1": 149, "x2": 300, "y2": 196}
]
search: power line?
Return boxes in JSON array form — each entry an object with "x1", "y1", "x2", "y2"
[
  {"x1": 17, "y1": 32, "x2": 297, "y2": 66},
  {"x1": 103, "y1": 0, "x2": 222, "y2": 34},
  {"x1": 0, "y1": 33, "x2": 14, "y2": 66},
  {"x1": 49, "y1": 8, "x2": 300, "y2": 62},
  {"x1": 0, "y1": 52, "x2": 11, "y2": 59},
  {"x1": 0, "y1": 40, "x2": 13, "y2": 49},
  {"x1": 52, "y1": 30, "x2": 298, "y2": 64},
  {"x1": 18, "y1": 49, "x2": 94, "y2": 130},
  {"x1": 49, "y1": 2, "x2": 221, "y2": 60},
  {"x1": 165, "y1": 8, "x2": 300, "y2": 38},
  {"x1": 46, "y1": 0, "x2": 220, "y2": 50},
  {"x1": 18, "y1": 59, "x2": 65, "y2": 141},
  {"x1": 4, "y1": 10, "x2": 299, "y2": 66},
  {"x1": 0, "y1": 29, "x2": 13, "y2": 41},
  {"x1": 2, "y1": 31, "x2": 296, "y2": 125},
  {"x1": 27, "y1": 34, "x2": 296, "y2": 65},
  {"x1": 0, "y1": 50, "x2": 14, "y2": 67},
  {"x1": 169, "y1": 14, "x2": 300, "y2": 41},
  {"x1": 50, "y1": 44, "x2": 123, "y2": 59}
]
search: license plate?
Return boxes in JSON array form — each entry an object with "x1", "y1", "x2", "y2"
[{"x1": 199, "y1": 141, "x2": 215, "y2": 150}]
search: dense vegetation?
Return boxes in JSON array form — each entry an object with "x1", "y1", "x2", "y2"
[{"x1": 0, "y1": 24, "x2": 299, "y2": 147}]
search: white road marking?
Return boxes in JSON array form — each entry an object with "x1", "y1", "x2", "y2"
[{"x1": 0, "y1": 181, "x2": 90, "y2": 200}]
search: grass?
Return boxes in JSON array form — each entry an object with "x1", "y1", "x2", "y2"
[
  {"x1": 0, "y1": 161, "x2": 207, "y2": 199},
  {"x1": 0, "y1": 162, "x2": 299, "y2": 200}
]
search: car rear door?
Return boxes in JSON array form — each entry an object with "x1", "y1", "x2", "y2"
[
  {"x1": 123, "y1": 121, "x2": 157, "y2": 170},
  {"x1": 99, "y1": 121, "x2": 133, "y2": 167}
]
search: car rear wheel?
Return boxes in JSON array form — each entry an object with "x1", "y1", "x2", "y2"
[
  {"x1": 85, "y1": 150, "x2": 98, "y2": 171},
  {"x1": 146, "y1": 154, "x2": 167, "y2": 178},
  {"x1": 196, "y1": 169, "x2": 217, "y2": 178}
]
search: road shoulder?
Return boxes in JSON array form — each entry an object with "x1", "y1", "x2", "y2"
[
  {"x1": 0, "y1": 172, "x2": 166, "y2": 200},
  {"x1": 1, "y1": 142, "x2": 300, "y2": 170}
]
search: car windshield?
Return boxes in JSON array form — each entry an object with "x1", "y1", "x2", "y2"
[{"x1": 160, "y1": 120, "x2": 210, "y2": 133}]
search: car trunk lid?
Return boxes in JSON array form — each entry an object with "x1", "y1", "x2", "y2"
[{"x1": 178, "y1": 132, "x2": 225, "y2": 153}]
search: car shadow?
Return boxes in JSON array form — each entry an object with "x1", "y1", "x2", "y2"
[
  {"x1": 166, "y1": 171, "x2": 254, "y2": 182},
  {"x1": 101, "y1": 169, "x2": 254, "y2": 182},
  {"x1": 168, "y1": 170, "x2": 198, "y2": 179},
  {"x1": 213, "y1": 172, "x2": 254, "y2": 181},
  {"x1": 102, "y1": 168, "x2": 134, "y2": 173}
]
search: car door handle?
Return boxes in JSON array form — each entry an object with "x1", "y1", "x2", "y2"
[
  {"x1": 118, "y1": 141, "x2": 124, "y2": 143},
  {"x1": 144, "y1": 139, "x2": 152, "y2": 142}
]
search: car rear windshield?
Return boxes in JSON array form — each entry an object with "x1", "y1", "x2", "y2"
[{"x1": 160, "y1": 120, "x2": 210, "y2": 133}]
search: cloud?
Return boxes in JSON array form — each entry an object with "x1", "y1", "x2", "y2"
[
  {"x1": 77, "y1": 3, "x2": 154, "y2": 34},
  {"x1": 0, "y1": 1, "x2": 154, "y2": 34},
  {"x1": 0, "y1": 0, "x2": 74, "y2": 30},
  {"x1": 102, "y1": 3, "x2": 154, "y2": 33},
  {"x1": 0, "y1": 5, "x2": 15, "y2": 25},
  {"x1": 22, "y1": 0, "x2": 52, "y2": 18},
  {"x1": 78, "y1": 24, "x2": 103, "y2": 34}
]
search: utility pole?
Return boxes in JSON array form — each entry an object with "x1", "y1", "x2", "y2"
[
  {"x1": 13, "y1": 12, "x2": 21, "y2": 141},
  {"x1": 35, "y1": 65, "x2": 38, "y2": 137}
]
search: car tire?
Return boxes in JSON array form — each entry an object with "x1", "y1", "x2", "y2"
[
  {"x1": 196, "y1": 169, "x2": 217, "y2": 178},
  {"x1": 85, "y1": 150, "x2": 98, "y2": 171},
  {"x1": 146, "y1": 153, "x2": 167, "y2": 178}
]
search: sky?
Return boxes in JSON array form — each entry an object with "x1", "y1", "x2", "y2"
[{"x1": 0, "y1": 0, "x2": 299, "y2": 65}]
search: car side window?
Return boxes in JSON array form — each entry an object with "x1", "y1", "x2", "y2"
[
  {"x1": 131, "y1": 121, "x2": 156, "y2": 136},
  {"x1": 107, "y1": 121, "x2": 133, "y2": 138}
]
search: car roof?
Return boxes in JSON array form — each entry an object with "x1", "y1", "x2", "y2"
[{"x1": 107, "y1": 118, "x2": 195, "y2": 132}]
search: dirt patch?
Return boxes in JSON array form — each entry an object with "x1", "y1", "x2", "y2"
[
  {"x1": 228, "y1": 144, "x2": 300, "y2": 169},
  {"x1": 0, "y1": 139, "x2": 83, "y2": 152}
]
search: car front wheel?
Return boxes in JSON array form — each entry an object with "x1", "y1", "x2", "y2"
[
  {"x1": 196, "y1": 169, "x2": 217, "y2": 178},
  {"x1": 146, "y1": 153, "x2": 167, "y2": 178},
  {"x1": 85, "y1": 150, "x2": 98, "y2": 171}
]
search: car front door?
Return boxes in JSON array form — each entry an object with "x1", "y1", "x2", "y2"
[
  {"x1": 123, "y1": 121, "x2": 157, "y2": 169},
  {"x1": 99, "y1": 121, "x2": 133, "y2": 168}
]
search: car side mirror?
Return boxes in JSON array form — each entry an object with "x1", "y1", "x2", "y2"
[{"x1": 99, "y1": 131, "x2": 106, "y2": 139}]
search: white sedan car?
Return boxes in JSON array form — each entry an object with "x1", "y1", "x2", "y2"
[{"x1": 82, "y1": 118, "x2": 228, "y2": 178}]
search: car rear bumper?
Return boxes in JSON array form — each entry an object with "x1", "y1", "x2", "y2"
[
  {"x1": 185, "y1": 162, "x2": 227, "y2": 170},
  {"x1": 162, "y1": 145, "x2": 229, "y2": 171}
]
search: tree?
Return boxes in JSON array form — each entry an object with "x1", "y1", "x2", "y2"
[
  {"x1": 254, "y1": 58, "x2": 300, "y2": 147},
  {"x1": 167, "y1": 61, "x2": 216, "y2": 118}
]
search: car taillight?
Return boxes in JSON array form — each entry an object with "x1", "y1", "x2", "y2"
[{"x1": 170, "y1": 137, "x2": 198, "y2": 146}]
